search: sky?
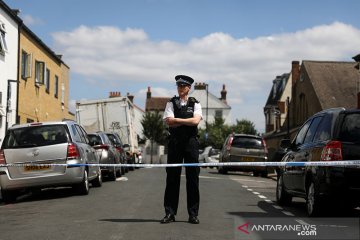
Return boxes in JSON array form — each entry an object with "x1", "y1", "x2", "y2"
[{"x1": 4, "y1": 0, "x2": 360, "y2": 133}]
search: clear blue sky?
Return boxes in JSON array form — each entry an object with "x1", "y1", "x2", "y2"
[{"x1": 4, "y1": 0, "x2": 360, "y2": 132}]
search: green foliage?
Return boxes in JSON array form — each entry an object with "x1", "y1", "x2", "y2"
[
  {"x1": 141, "y1": 111, "x2": 167, "y2": 145},
  {"x1": 232, "y1": 119, "x2": 258, "y2": 135},
  {"x1": 198, "y1": 117, "x2": 258, "y2": 149}
]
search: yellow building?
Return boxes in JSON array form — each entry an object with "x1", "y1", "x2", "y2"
[{"x1": 18, "y1": 25, "x2": 74, "y2": 123}]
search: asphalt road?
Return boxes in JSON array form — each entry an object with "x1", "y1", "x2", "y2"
[{"x1": 0, "y1": 168, "x2": 359, "y2": 240}]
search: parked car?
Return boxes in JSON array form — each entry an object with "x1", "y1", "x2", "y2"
[
  {"x1": 199, "y1": 146, "x2": 219, "y2": 168},
  {"x1": 106, "y1": 132, "x2": 127, "y2": 174},
  {"x1": 0, "y1": 120, "x2": 102, "y2": 203},
  {"x1": 88, "y1": 132, "x2": 122, "y2": 180},
  {"x1": 276, "y1": 107, "x2": 360, "y2": 216},
  {"x1": 218, "y1": 134, "x2": 268, "y2": 177}
]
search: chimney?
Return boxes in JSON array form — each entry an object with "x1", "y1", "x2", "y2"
[
  {"x1": 127, "y1": 92, "x2": 134, "y2": 103},
  {"x1": 147, "y1": 87, "x2": 151, "y2": 99},
  {"x1": 109, "y1": 91, "x2": 121, "y2": 98},
  {"x1": 220, "y1": 84, "x2": 227, "y2": 103},
  {"x1": 194, "y1": 82, "x2": 207, "y2": 90},
  {"x1": 291, "y1": 61, "x2": 300, "y2": 86}
]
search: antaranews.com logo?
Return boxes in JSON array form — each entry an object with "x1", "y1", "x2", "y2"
[
  {"x1": 237, "y1": 222, "x2": 316, "y2": 236},
  {"x1": 234, "y1": 217, "x2": 359, "y2": 240}
]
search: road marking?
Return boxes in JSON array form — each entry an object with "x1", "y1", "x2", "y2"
[
  {"x1": 282, "y1": 211, "x2": 295, "y2": 216},
  {"x1": 265, "y1": 199, "x2": 273, "y2": 203},
  {"x1": 295, "y1": 219, "x2": 310, "y2": 225},
  {"x1": 273, "y1": 205, "x2": 283, "y2": 210},
  {"x1": 253, "y1": 192, "x2": 260, "y2": 195},
  {"x1": 258, "y1": 195, "x2": 267, "y2": 199}
]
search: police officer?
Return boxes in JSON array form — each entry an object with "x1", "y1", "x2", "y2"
[{"x1": 161, "y1": 75, "x2": 202, "y2": 224}]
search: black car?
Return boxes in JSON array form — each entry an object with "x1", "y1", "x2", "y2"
[{"x1": 276, "y1": 107, "x2": 360, "y2": 216}]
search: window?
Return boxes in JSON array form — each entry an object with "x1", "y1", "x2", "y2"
[
  {"x1": 61, "y1": 83, "x2": 65, "y2": 104},
  {"x1": 35, "y1": 60, "x2": 46, "y2": 86},
  {"x1": 313, "y1": 114, "x2": 332, "y2": 142},
  {"x1": 293, "y1": 119, "x2": 311, "y2": 146},
  {"x1": 45, "y1": 68, "x2": 50, "y2": 93},
  {"x1": 303, "y1": 117, "x2": 322, "y2": 144},
  {"x1": 21, "y1": 51, "x2": 32, "y2": 79},
  {"x1": 0, "y1": 23, "x2": 8, "y2": 55},
  {"x1": 215, "y1": 110, "x2": 223, "y2": 119},
  {"x1": 54, "y1": 75, "x2": 59, "y2": 98}
]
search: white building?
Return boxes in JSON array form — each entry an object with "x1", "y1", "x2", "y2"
[
  {"x1": 0, "y1": 2, "x2": 21, "y2": 142},
  {"x1": 190, "y1": 83, "x2": 232, "y2": 129}
]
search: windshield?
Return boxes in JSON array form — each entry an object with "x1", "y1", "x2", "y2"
[
  {"x1": 2, "y1": 125, "x2": 69, "y2": 149},
  {"x1": 232, "y1": 136, "x2": 264, "y2": 149}
]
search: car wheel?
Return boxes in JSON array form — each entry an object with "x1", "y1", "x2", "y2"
[
  {"x1": 260, "y1": 169, "x2": 268, "y2": 178},
  {"x1": 276, "y1": 174, "x2": 292, "y2": 205},
  {"x1": 109, "y1": 166, "x2": 117, "y2": 181},
  {"x1": 116, "y1": 165, "x2": 122, "y2": 178},
  {"x1": 306, "y1": 182, "x2": 322, "y2": 217},
  {"x1": 218, "y1": 166, "x2": 227, "y2": 174},
  {"x1": 74, "y1": 169, "x2": 89, "y2": 195},
  {"x1": 1, "y1": 189, "x2": 17, "y2": 204},
  {"x1": 91, "y1": 169, "x2": 102, "y2": 187}
]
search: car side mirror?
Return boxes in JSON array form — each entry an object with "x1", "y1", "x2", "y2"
[{"x1": 280, "y1": 139, "x2": 291, "y2": 149}]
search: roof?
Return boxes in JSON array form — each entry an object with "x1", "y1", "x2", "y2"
[
  {"x1": 303, "y1": 61, "x2": 360, "y2": 109},
  {"x1": 145, "y1": 97, "x2": 170, "y2": 112},
  {"x1": 0, "y1": 0, "x2": 23, "y2": 24},
  {"x1": 190, "y1": 89, "x2": 231, "y2": 109},
  {"x1": 264, "y1": 73, "x2": 290, "y2": 107}
]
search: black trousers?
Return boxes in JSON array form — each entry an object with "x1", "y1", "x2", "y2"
[{"x1": 164, "y1": 136, "x2": 200, "y2": 217}]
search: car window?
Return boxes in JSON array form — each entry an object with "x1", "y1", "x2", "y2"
[
  {"x1": 293, "y1": 120, "x2": 311, "y2": 146},
  {"x1": 232, "y1": 136, "x2": 263, "y2": 149},
  {"x1": 74, "y1": 125, "x2": 87, "y2": 143},
  {"x1": 70, "y1": 125, "x2": 82, "y2": 142},
  {"x1": 78, "y1": 126, "x2": 90, "y2": 144},
  {"x1": 313, "y1": 113, "x2": 332, "y2": 142},
  {"x1": 303, "y1": 116, "x2": 322, "y2": 144},
  {"x1": 88, "y1": 134, "x2": 102, "y2": 145},
  {"x1": 339, "y1": 113, "x2": 360, "y2": 142},
  {"x1": 2, "y1": 125, "x2": 68, "y2": 149}
]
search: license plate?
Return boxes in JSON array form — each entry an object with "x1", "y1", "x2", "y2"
[
  {"x1": 242, "y1": 156, "x2": 255, "y2": 162},
  {"x1": 24, "y1": 165, "x2": 51, "y2": 171}
]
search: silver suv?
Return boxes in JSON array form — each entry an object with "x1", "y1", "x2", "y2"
[
  {"x1": 218, "y1": 134, "x2": 268, "y2": 177},
  {"x1": 0, "y1": 120, "x2": 102, "y2": 203}
]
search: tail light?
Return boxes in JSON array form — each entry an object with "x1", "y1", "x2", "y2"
[
  {"x1": 262, "y1": 138, "x2": 268, "y2": 154},
  {"x1": 115, "y1": 147, "x2": 123, "y2": 153},
  {"x1": 67, "y1": 143, "x2": 80, "y2": 159},
  {"x1": 226, "y1": 136, "x2": 234, "y2": 151},
  {"x1": 320, "y1": 141, "x2": 343, "y2": 161},
  {"x1": 93, "y1": 144, "x2": 110, "y2": 150},
  {"x1": 0, "y1": 149, "x2": 6, "y2": 164}
]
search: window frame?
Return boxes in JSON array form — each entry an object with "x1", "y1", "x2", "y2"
[{"x1": 35, "y1": 60, "x2": 46, "y2": 86}]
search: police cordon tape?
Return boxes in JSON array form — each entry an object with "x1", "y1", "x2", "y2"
[{"x1": 1, "y1": 160, "x2": 360, "y2": 168}]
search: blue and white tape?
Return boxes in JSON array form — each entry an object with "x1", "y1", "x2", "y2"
[{"x1": 1, "y1": 160, "x2": 360, "y2": 168}]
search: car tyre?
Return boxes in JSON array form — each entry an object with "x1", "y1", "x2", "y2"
[
  {"x1": 1, "y1": 189, "x2": 17, "y2": 204},
  {"x1": 91, "y1": 169, "x2": 102, "y2": 187},
  {"x1": 306, "y1": 182, "x2": 322, "y2": 217},
  {"x1": 218, "y1": 166, "x2": 228, "y2": 174},
  {"x1": 276, "y1": 174, "x2": 292, "y2": 205},
  {"x1": 74, "y1": 169, "x2": 89, "y2": 195},
  {"x1": 109, "y1": 166, "x2": 117, "y2": 181}
]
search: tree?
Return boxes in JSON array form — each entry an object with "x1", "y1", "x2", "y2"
[
  {"x1": 141, "y1": 111, "x2": 167, "y2": 163},
  {"x1": 231, "y1": 119, "x2": 258, "y2": 135},
  {"x1": 198, "y1": 116, "x2": 231, "y2": 149},
  {"x1": 198, "y1": 117, "x2": 258, "y2": 149}
]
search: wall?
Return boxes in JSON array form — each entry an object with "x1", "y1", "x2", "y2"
[
  {"x1": 17, "y1": 28, "x2": 73, "y2": 123},
  {"x1": 0, "y1": 7, "x2": 18, "y2": 142}
]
